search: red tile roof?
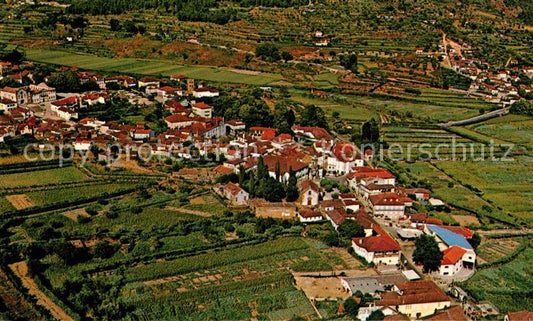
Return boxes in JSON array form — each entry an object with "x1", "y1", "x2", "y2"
[
  {"x1": 369, "y1": 192, "x2": 405, "y2": 206},
  {"x1": 427, "y1": 305, "x2": 468, "y2": 321},
  {"x1": 347, "y1": 167, "x2": 395, "y2": 179},
  {"x1": 376, "y1": 280, "x2": 449, "y2": 306},
  {"x1": 299, "y1": 209, "x2": 322, "y2": 218},
  {"x1": 506, "y1": 310, "x2": 533, "y2": 321},
  {"x1": 441, "y1": 246, "x2": 467, "y2": 265},
  {"x1": 352, "y1": 232, "x2": 400, "y2": 253},
  {"x1": 332, "y1": 142, "x2": 361, "y2": 162},
  {"x1": 300, "y1": 180, "x2": 320, "y2": 193},
  {"x1": 193, "y1": 102, "x2": 212, "y2": 109}
]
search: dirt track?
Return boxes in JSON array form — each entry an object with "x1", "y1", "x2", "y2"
[{"x1": 9, "y1": 261, "x2": 74, "y2": 321}]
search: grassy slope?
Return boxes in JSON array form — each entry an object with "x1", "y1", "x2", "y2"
[{"x1": 25, "y1": 48, "x2": 284, "y2": 86}]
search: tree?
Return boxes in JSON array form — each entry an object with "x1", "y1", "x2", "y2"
[
  {"x1": 340, "y1": 53, "x2": 358, "y2": 72},
  {"x1": 0, "y1": 45, "x2": 24, "y2": 63},
  {"x1": 256, "y1": 43, "x2": 281, "y2": 62},
  {"x1": 361, "y1": 119, "x2": 380, "y2": 142},
  {"x1": 413, "y1": 234, "x2": 443, "y2": 273},
  {"x1": 93, "y1": 241, "x2": 117, "y2": 259},
  {"x1": 109, "y1": 18, "x2": 121, "y2": 31},
  {"x1": 338, "y1": 220, "x2": 364, "y2": 238},
  {"x1": 469, "y1": 232, "x2": 481, "y2": 250},
  {"x1": 367, "y1": 310, "x2": 385, "y2": 321},
  {"x1": 510, "y1": 100, "x2": 532, "y2": 116},
  {"x1": 47, "y1": 70, "x2": 80, "y2": 92},
  {"x1": 343, "y1": 297, "x2": 359, "y2": 317},
  {"x1": 299, "y1": 105, "x2": 328, "y2": 129},
  {"x1": 285, "y1": 167, "x2": 299, "y2": 202},
  {"x1": 281, "y1": 51, "x2": 293, "y2": 62},
  {"x1": 273, "y1": 102, "x2": 295, "y2": 133}
]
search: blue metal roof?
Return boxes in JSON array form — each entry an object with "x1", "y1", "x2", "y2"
[{"x1": 427, "y1": 225, "x2": 473, "y2": 250}]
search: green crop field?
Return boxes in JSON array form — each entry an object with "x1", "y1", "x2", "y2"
[
  {"x1": 24, "y1": 183, "x2": 132, "y2": 207},
  {"x1": 468, "y1": 114, "x2": 533, "y2": 149},
  {"x1": 463, "y1": 241, "x2": 533, "y2": 313},
  {"x1": 434, "y1": 159, "x2": 533, "y2": 226},
  {"x1": 0, "y1": 167, "x2": 89, "y2": 188},
  {"x1": 25, "y1": 48, "x2": 284, "y2": 86}
]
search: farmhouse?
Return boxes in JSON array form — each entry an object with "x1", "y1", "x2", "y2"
[
  {"x1": 0, "y1": 98, "x2": 17, "y2": 112},
  {"x1": 214, "y1": 182, "x2": 249, "y2": 206},
  {"x1": 425, "y1": 224, "x2": 476, "y2": 269},
  {"x1": 374, "y1": 280, "x2": 451, "y2": 319},
  {"x1": 297, "y1": 209, "x2": 323, "y2": 223},
  {"x1": 352, "y1": 230, "x2": 401, "y2": 266},
  {"x1": 138, "y1": 76, "x2": 160, "y2": 88},
  {"x1": 192, "y1": 87, "x2": 219, "y2": 98}
]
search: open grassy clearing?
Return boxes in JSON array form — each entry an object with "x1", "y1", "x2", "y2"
[
  {"x1": 25, "y1": 48, "x2": 284, "y2": 86},
  {"x1": 434, "y1": 159, "x2": 533, "y2": 226},
  {"x1": 0, "y1": 166, "x2": 89, "y2": 188}
]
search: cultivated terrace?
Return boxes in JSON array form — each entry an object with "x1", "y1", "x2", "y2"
[{"x1": 0, "y1": 0, "x2": 531, "y2": 320}]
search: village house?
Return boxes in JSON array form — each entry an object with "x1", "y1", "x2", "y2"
[
  {"x1": 0, "y1": 62, "x2": 12, "y2": 76},
  {"x1": 352, "y1": 226, "x2": 401, "y2": 266},
  {"x1": 0, "y1": 98, "x2": 17, "y2": 112},
  {"x1": 297, "y1": 208, "x2": 323, "y2": 223},
  {"x1": 192, "y1": 87, "x2": 219, "y2": 98},
  {"x1": 373, "y1": 280, "x2": 451, "y2": 319},
  {"x1": 191, "y1": 102, "x2": 213, "y2": 118},
  {"x1": 1, "y1": 87, "x2": 28, "y2": 105},
  {"x1": 138, "y1": 76, "x2": 160, "y2": 88},
  {"x1": 28, "y1": 82, "x2": 56, "y2": 103},
  {"x1": 369, "y1": 192, "x2": 408, "y2": 220},
  {"x1": 56, "y1": 107, "x2": 78, "y2": 121},
  {"x1": 327, "y1": 142, "x2": 364, "y2": 176},
  {"x1": 292, "y1": 125, "x2": 333, "y2": 145},
  {"x1": 157, "y1": 86, "x2": 183, "y2": 102},
  {"x1": 214, "y1": 182, "x2": 249, "y2": 206}
]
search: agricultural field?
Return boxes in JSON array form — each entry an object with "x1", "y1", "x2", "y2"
[
  {"x1": 21, "y1": 182, "x2": 133, "y2": 207},
  {"x1": 0, "y1": 166, "x2": 89, "y2": 189},
  {"x1": 289, "y1": 90, "x2": 378, "y2": 124},
  {"x1": 378, "y1": 86, "x2": 500, "y2": 111},
  {"x1": 463, "y1": 241, "x2": 533, "y2": 313},
  {"x1": 382, "y1": 127, "x2": 506, "y2": 161},
  {"x1": 25, "y1": 49, "x2": 284, "y2": 86},
  {"x1": 434, "y1": 158, "x2": 533, "y2": 226},
  {"x1": 468, "y1": 114, "x2": 533, "y2": 150},
  {"x1": 476, "y1": 237, "x2": 524, "y2": 264},
  {"x1": 110, "y1": 237, "x2": 340, "y2": 319},
  {"x1": 396, "y1": 161, "x2": 514, "y2": 226}
]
